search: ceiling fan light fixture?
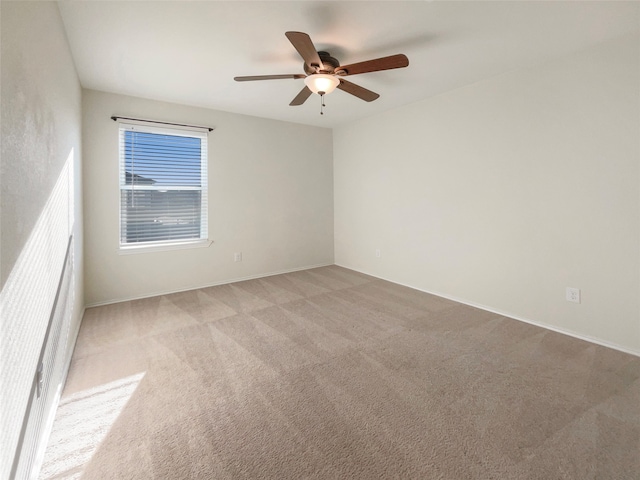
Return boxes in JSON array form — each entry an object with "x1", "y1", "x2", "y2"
[{"x1": 304, "y1": 74, "x2": 340, "y2": 95}]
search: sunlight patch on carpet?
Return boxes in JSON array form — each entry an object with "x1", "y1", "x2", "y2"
[{"x1": 38, "y1": 372, "x2": 145, "y2": 479}]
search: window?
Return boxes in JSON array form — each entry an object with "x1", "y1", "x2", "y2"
[{"x1": 119, "y1": 122, "x2": 208, "y2": 251}]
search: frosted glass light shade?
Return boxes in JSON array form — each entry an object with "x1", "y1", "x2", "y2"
[{"x1": 304, "y1": 74, "x2": 340, "y2": 95}]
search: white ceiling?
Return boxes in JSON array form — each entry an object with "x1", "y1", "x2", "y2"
[{"x1": 58, "y1": 1, "x2": 639, "y2": 128}]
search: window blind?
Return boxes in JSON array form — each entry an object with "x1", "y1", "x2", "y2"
[{"x1": 119, "y1": 123, "x2": 208, "y2": 247}]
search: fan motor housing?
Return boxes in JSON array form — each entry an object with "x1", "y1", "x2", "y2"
[{"x1": 305, "y1": 51, "x2": 341, "y2": 75}]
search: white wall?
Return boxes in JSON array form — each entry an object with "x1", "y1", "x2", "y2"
[
  {"x1": 334, "y1": 34, "x2": 640, "y2": 354},
  {"x1": 1, "y1": 2, "x2": 84, "y2": 477},
  {"x1": 83, "y1": 90, "x2": 334, "y2": 305}
]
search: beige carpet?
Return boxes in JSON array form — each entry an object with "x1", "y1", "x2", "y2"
[{"x1": 40, "y1": 266, "x2": 639, "y2": 479}]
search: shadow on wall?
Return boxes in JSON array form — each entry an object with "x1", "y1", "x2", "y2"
[{"x1": 1, "y1": 148, "x2": 76, "y2": 479}]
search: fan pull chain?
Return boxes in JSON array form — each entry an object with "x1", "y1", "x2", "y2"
[{"x1": 320, "y1": 93, "x2": 325, "y2": 115}]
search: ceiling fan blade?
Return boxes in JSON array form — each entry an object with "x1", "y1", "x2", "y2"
[
  {"x1": 285, "y1": 31, "x2": 323, "y2": 70},
  {"x1": 337, "y1": 78, "x2": 380, "y2": 102},
  {"x1": 234, "y1": 74, "x2": 305, "y2": 82},
  {"x1": 337, "y1": 54, "x2": 409, "y2": 76},
  {"x1": 290, "y1": 86, "x2": 313, "y2": 106}
]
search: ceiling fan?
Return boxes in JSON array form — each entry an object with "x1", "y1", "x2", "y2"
[{"x1": 234, "y1": 31, "x2": 409, "y2": 112}]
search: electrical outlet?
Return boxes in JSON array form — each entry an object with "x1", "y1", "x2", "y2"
[
  {"x1": 375, "y1": 249, "x2": 381, "y2": 258},
  {"x1": 566, "y1": 287, "x2": 580, "y2": 304},
  {"x1": 234, "y1": 252, "x2": 242, "y2": 262}
]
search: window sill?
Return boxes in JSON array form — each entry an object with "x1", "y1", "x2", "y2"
[{"x1": 118, "y1": 239, "x2": 213, "y2": 255}]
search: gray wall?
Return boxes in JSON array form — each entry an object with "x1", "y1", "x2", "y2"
[
  {"x1": 83, "y1": 90, "x2": 334, "y2": 305},
  {"x1": 334, "y1": 34, "x2": 640, "y2": 354},
  {"x1": 0, "y1": 2, "x2": 84, "y2": 477}
]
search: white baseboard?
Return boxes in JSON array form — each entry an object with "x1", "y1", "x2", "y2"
[
  {"x1": 85, "y1": 260, "x2": 639, "y2": 358},
  {"x1": 336, "y1": 263, "x2": 640, "y2": 358},
  {"x1": 85, "y1": 263, "x2": 334, "y2": 308},
  {"x1": 31, "y1": 304, "x2": 85, "y2": 480}
]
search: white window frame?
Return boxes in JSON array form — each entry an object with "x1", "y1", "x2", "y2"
[{"x1": 118, "y1": 121, "x2": 211, "y2": 254}]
